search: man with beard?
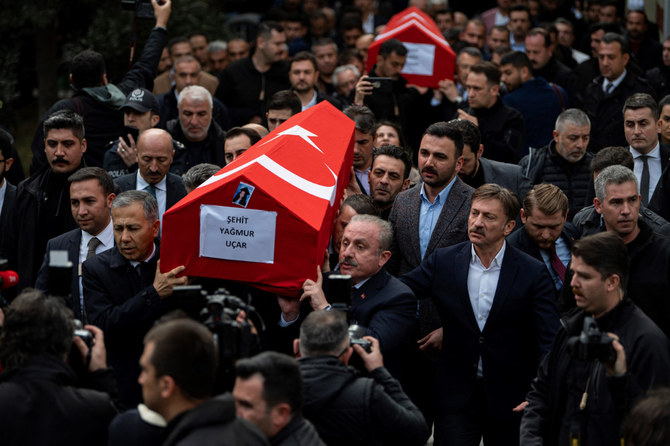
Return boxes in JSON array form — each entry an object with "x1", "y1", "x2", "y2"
[
  {"x1": 288, "y1": 52, "x2": 339, "y2": 111},
  {"x1": 387, "y1": 121, "x2": 473, "y2": 425},
  {"x1": 166, "y1": 85, "x2": 226, "y2": 169},
  {"x1": 519, "y1": 108, "x2": 594, "y2": 220},
  {"x1": 2, "y1": 110, "x2": 87, "y2": 291},
  {"x1": 368, "y1": 145, "x2": 411, "y2": 220},
  {"x1": 216, "y1": 21, "x2": 290, "y2": 127}
]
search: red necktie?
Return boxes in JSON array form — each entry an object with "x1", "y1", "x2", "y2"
[{"x1": 550, "y1": 245, "x2": 566, "y2": 282}]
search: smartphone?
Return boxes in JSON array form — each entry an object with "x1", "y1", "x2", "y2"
[
  {"x1": 121, "y1": 126, "x2": 140, "y2": 147},
  {"x1": 366, "y1": 77, "x2": 392, "y2": 88}
]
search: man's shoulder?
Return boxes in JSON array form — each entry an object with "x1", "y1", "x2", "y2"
[
  {"x1": 46, "y1": 228, "x2": 82, "y2": 248},
  {"x1": 392, "y1": 186, "x2": 420, "y2": 208},
  {"x1": 480, "y1": 157, "x2": 523, "y2": 176},
  {"x1": 374, "y1": 269, "x2": 414, "y2": 297},
  {"x1": 164, "y1": 394, "x2": 268, "y2": 446},
  {"x1": 83, "y1": 246, "x2": 124, "y2": 274},
  {"x1": 114, "y1": 173, "x2": 137, "y2": 190}
]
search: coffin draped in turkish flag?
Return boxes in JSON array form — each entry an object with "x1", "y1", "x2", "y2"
[
  {"x1": 160, "y1": 101, "x2": 354, "y2": 296},
  {"x1": 367, "y1": 6, "x2": 455, "y2": 88}
]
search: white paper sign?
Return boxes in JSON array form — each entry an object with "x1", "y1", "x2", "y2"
[
  {"x1": 199, "y1": 205, "x2": 277, "y2": 264},
  {"x1": 401, "y1": 42, "x2": 436, "y2": 76}
]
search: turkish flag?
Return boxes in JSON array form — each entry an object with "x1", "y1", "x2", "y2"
[
  {"x1": 160, "y1": 101, "x2": 354, "y2": 296},
  {"x1": 367, "y1": 6, "x2": 455, "y2": 88}
]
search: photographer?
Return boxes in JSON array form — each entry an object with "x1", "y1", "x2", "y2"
[
  {"x1": 295, "y1": 310, "x2": 429, "y2": 446},
  {"x1": 0, "y1": 290, "x2": 118, "y2": 445},
  {"x1": 521, "y1": 232, "x2": 670, "y2": 445}
]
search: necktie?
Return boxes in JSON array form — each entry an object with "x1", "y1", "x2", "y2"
[
  {"x1": 605, "y1": 82, "x2": 614, "y2": 95},
  {"x1": 145, "y1": 184, "x2": 157, "y2": 200},
  {"x1": 86, "y1": 237, "x2": 102, "y2": 260},
  {"x1": 550, "y1": 245, "x2": 566, "y2": 283},
  {"x1": 640, "y1": 155, "x2": 650, "y2": 206}
]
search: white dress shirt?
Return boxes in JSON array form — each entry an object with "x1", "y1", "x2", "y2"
[
  {"x1": 79, "y1": 221, "x2": 114, "y2": 315},
  {"x1": 630, "y1": 143, "x2": 661, "y2": 201},
  {"x1": 137, "y1": 172, "x2": 167, "y2": 224},
  {"x1": 467, "y1": 241, "x2": 506, "y2": 376}
]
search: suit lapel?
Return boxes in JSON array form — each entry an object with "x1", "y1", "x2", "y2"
[
  {"x1": 485, "y1": 246, "x2": 519, "y2": 329},
  {"x1": 454, "y1": 242, "x2": 481, "y2": 333},
  {"x1": 426, "y1": 178, "x2": 468, "y2": 256},
  {"x1": 408, "y1": 188, "x2": 422, "y2": 265},
  {"x1": 352, "y1": 269, "x2": 387, "y2": 311}
]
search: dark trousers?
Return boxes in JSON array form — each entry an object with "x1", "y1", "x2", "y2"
[{"x1": 434, "y1": 378, "x2": 521, "y2": 446}]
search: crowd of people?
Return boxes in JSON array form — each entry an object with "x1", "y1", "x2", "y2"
[{"x1": 1, "y1": 0, "x2": 670, "y2": 444}]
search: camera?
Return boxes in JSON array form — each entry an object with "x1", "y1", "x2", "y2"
[
  {"x1": 366, "y1": 77, "x2": 392, "y2": 88},
  {"x1": 348, "y1": 324, "x2": 372, "y2": 353},
  {"x1": 327, "y1": 275, "x2": 372, "y2": 353},
  {"x1": 567, "y1": 316, "x2": 616, "y2": 363},
  {"x1": 121, "y1": 0, "x2": 156, "y2": 20},
  {"x1": 73, "y1": 319, "x2": 94, "y2": 349}
]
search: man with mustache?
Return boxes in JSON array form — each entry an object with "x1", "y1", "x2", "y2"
[
  {"x1": 521, "y1": 231, "x2": 670, "y2": 445},
  {"x1": 402, "y1": 184, "x2": 559, "y2": 445},
  {"x1": 301, "y1": 214, "x2": 416, "y2": 378},
  {"x1": 386, "y1": 121, "x2": 473, "y2": 426},
  {"x1": 519, "y1": 108, "x2": 595, "y2": 221},
  {"x1": 167, "y1": 85, "x2": 227, "y2": 170},
  {"x1": 114, "y1": 128, "x2": 186, "y2": 226},
  {"x1": 368, "y1": 145, "x2": 411, "y2": 220},
  {"x1": 2, "y1": 110, "x2": 87, "y2": 292}
]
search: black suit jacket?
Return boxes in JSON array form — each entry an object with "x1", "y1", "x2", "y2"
[
  {"x1": 401, "y1": 241, "x2": 560, "y2": 417},
  {"x1": 324, "y1": 269, "x2": 416, "y2": 378},
  {"x1": 388, "y1": 177, "x2": 474, "y2": 336},
  {"x1": 34, "y1": 229, "x2": 83, "y2": 320},
  {"x1": 647, "y1": 144, "x2": 670, "y2": 220},
  {"x1": 114, "y1": 172, "x2": 187, "y2": 211},
  {"x1": 83, "y1": 246, "x2": 166, "y2": 408},
  {"x1": 0, "y1": 181, "x2": 16, "y2": 249}
]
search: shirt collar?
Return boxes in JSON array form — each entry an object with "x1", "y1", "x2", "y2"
[
  {"x1": 630, "y1": 142, "x2": 660, "y2": 160},
  {"x1": 81, "y1": 220, "x2": 115, "y2": 248},
  {"x1": 470, "y1": 240, "x2": 506, "y2": 268},
  {"x1": 137, "y1": 171, "x2": 167, "y2": 191},
  {"x1": 130, "y1": 243, "x2": 157, "y2": 267},
  {"x1": 420, "y1": 176, "x2": 456, "y2": 205},
  {"x1": 604, "y1": 69, "x2": 627, "y2": 91}
]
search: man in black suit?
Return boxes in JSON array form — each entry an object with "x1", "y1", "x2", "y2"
[
  {"x1": 114, "y1": 128, "x2": 187, "y2": 226},
  {"x1": 622, "y1": 93, "x2": 670, "y2": 209},
  {"x1": 453, "y1": 118, "x2": 531, "y2": 203},
  {"x1": 0, "y1": 130, "x2": 17, "y2": 250},
  {"x1": 387, "y1": 120, "x2": 473, "y2": 423},
  {"x1": 402, "y1": 184, "x2": 560, "y2": 446},
  {"x1": 35, "y1": 167, "x2": 116, "y2": 321},
  {"x1": 301, "y1": 214, "x2": 416, "y2": 377},
  {"x1": 508, "y1": 184, "x2": 578, "y2": 299},
  {"x1": 83, "y1": 190, "x2": 188, "y2": 407}
]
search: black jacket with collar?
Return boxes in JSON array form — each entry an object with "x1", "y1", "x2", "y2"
[
  {"x1": 163, "y1": 394, "x2": 269, "y2": 446},
  {"x1": 299, "y1": 355, "x2": 429, "y2": 446},
  {"x1": 521, "y1": 299, "x2": 670, "y2": 445},
  {"x1": 0, "y1": 356, "x2": 119, "y2": 445}
]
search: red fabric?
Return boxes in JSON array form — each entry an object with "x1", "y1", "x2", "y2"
[
  {"x1": 366, "y1": 7, "x2": 456, "y2": 88},
  {"x1": 160, "y1": 101, "x2": 354, "y2": 296}
]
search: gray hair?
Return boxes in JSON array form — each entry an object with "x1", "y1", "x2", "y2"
[
  {"x1": 332, "y1": 64, "x2": 360, "y2": 87},
  {"x1": 207, "y1": 40, "x2": 227, "y2": 54},
  {"x1": 594, "y1": 165, "x2": 638, "y2": 201},
  {"x1": 350, "y1": 214, "x2": 393, "y2": 252},
  {"x1": 178, "y1": 85, "x2": 213, "y2": 109},
  {"x1": 299, "y1": 310, "x2": 349, "y2": 357},
  {"x1": 112, "y1": 190, "x2": 159, "y2": 223},
  {"x1": 555, "y1": 108, "x2": 591, "y2": 133},
  {"x1": 182, "y1": 163, "x2": 219, "y2": 191}
]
